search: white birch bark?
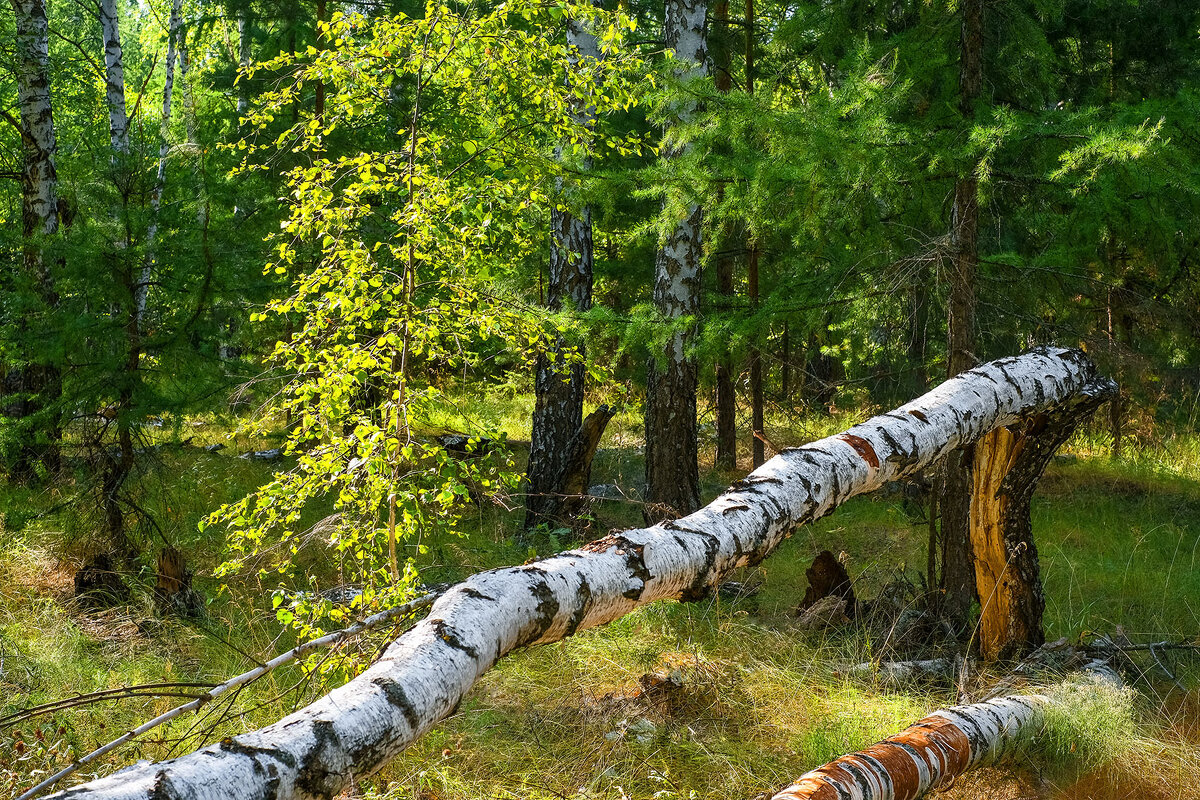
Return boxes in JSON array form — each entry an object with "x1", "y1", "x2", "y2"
[
  {"x1": 644, "y1": 0, "x2": 709, "y2": 519},
  {"x1": 99, "y1": 0, "x2": 129, "y2": 155},
  {"x1": 49, "y1": 348, "x2": 1114, "y2": 800},
  {"x1": 771, "y1": 662, "x2": 1122, "y2": 800},
  {"x1": 138, "y1": 0, "x2": 183, "y2": 324},
  {"x1": 526, "y1": 1, "x2": 603, "y2": 526},
  {"x1": 10, "y1": 0, "x2": 59, "y2": 251}
]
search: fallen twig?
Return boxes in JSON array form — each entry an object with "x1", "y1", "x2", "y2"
[{"x1": 18, "y1": 591, "x2": 439, "y2": 800}]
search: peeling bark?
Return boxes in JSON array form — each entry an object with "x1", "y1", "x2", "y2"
[
  {"x1": 50, "y1": 348, "x2": 1112, "y2": 800},
  {"x1": 770, "y1": 663, "x2": 1122, "y2": 800},
  {"x1": 645, "y1": 0, "x2": 707, "y2": 521}
]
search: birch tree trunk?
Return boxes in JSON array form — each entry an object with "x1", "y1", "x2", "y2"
[
  {"x1": 100, "y1": 0, "x2": 129, "y2": 157},
  {"x1": 4, "y1": 0, "x2": 62, "y2": 478},
  {"x1": 139, "y1": 0, "x2": 184, "y2": 324},
  {"x1": 645, "y1": 0, "x2": 707, "y2": 522},
  {"x1": 49, "y1": 348, "x2": 1115, "y2": 800},
  {"x1": 525, "y1": 1, "x2": 603, "y2": 530},
  {"x1": 770, "y1": 663, "x2": 1122, "y2": 800}
]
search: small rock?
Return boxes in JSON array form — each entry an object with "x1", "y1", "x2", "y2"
[
  {"x1": 205, "y1": 443, "x2": 225, "y2": 453},
  {"x1": 241, "y1": 448, "x2": 282, "y2": 461}
]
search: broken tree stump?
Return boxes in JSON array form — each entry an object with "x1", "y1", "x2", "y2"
[{"x1": 969, "y1": 384, "x2": 1114, "y2": 662}]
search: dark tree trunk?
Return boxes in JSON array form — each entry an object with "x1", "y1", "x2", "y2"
[
  {"x1": 712, "y1": 0, "x2": 736, "y2": 471},
  {"x1": 748, "y1": 245, "x2": 764, "y2": 467},
  {"x1": 526, "y1": 205, "x2": 593, "y2": 528},
  {"x1": 644, "y1": 0, "x2": 707, "y2": 522},
  {"x1": 937, "y1": 0, "x2": 983, "y2": 632},
  {"x1": 526, "y1": 3, "x2": 602, "y2": 530}
]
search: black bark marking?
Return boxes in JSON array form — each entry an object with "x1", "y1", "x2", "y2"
[
  {"x1": 562, "y1": 575, "x2": 593, "y2": 637},
  {"x1": 721, "y1": 503, "x2": 749, "y2": 514},
  {"x1": 149, "y1": 770, "x2": 179, "y2": 800},
  {"x1": 602, "y1": 536, "x2": 652, "y2": 601},
  {"x1": 679, "y1": 530, "x2": 722, "y2": 602},
  {"x1": 517, "y1": 579, "x2": 561, "y2": 646},
  {"x1": 295, "y1": 719, "x2": 344, "y2": 799},
  {"x1": 431, "y1": 619, "x2": 480, "y2": 660},
  {"x1": 661, "y1": 519, "x2": 711, "y2": 536},
  {"x1": 458, "y1": 587, "x2": 495, "y2": 602},
  {"x1": 838, "y1": 758, "x2": 875, "y2": 798},
  {"x1": 218, "y1": 738, "x2": 297, "y2": 769},
  {"x1": 908, "y1": 408, "x2": 929, "y2": 423},
  {"x1": 372, "y1": 677, "x2": 420, "y2": 731}
]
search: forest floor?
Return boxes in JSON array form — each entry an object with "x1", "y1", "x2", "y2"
[{"x1": 3, "y1": 393, "x2": 1200, "y2": 799}]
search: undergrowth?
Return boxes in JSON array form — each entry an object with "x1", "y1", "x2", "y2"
[{"x1": 2, "y1": 400, "x2": 1199, "y2": 799}]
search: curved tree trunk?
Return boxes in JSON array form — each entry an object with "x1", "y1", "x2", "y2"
[
  {"x1": 644, "y1": 0, "x2": 708, "y2": 522},
  {"x1": 770, "y1": 662, "x2": 1122, "y2": 800},
  {"x1": 49, "y1": 348, "x2": 1113, "y2": 800}
]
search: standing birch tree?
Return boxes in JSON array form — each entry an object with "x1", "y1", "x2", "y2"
[{"x1": 644, "y1": 0, "x2": 707, "y2": 522}]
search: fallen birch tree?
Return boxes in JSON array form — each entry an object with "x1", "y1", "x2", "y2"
[
  {"x1": 770, "y1": 661, "x2": 1123, "y2": 800},
  {"x1": 46, "y1": 347, "x2": 1115, "y2": 800}
]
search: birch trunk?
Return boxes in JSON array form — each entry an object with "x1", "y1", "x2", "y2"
[
  {"x1": 770, "y1": 663, "x2": 1122, "y2": 800},
  {"x1": 645, "y1": 0, "x2": 707, "y2": 521},
  {"x1": 525, "y1": 2, "x2": 602, "y2": 529},
  {"x1": 48, "y1": 348, "x2": 1115, "y2": 800},
  {"x1": 100, "y1": 0, "x2": 129, "y2": 156},
  {"x1": 5, "y1": 0, "x2": 61, "y2": 477},
  {"x1": 139, "y1": 0, "x2": 183, "y2": 324}
]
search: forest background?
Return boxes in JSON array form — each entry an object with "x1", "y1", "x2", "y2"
[{"x1": 2, "y1": 0, "x2": 1200, "y2": 797}]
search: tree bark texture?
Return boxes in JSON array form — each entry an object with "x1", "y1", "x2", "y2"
[
  {"x1": 5, "y1": 0, "x2": 62, "y2": 478},
  {"x1": 100, "y1": 0, "x2": 129, "y2": 156},
  {"x1": 770, "y1": 663, "x2": 1122, "y2": 800},
  {"x1": 938, "y1": 0, "x2": 985, "y2": 630},
  {"x1": 712, "y1": 0, "x2": 736, "y2": 471},
  {"x1": 971, "y1": 384, "x2": 1113, "y2": 662},
  {"x1": 645, "y1": 0, "x2": 707, "y2": 522},
  {"x1": 51, "y1": 348, "x2": 1113, "y2": 800},
  {"x1": 525, "y1": 2, "x2": 602, "y2": 529}
]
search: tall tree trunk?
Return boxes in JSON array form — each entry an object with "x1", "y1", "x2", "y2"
[
  {"x1": 100, "y1": 0, "x2": 134, "y2": 554},
  {"x1": 745, "y1": 0, "x2": 764, "y2": 468},
  {"x1": 937, "y1": 0, "x2": 983, "y2": 632},
  {"x1": 748, "y1": 246, "x2": 764, "y2": 467},
  {"x1": 5, "y1": 0, "x2": 61, "y2": 478},
  {"x1": 525, "y1": 1, "x2": 603, "y2": 530},
  {"x1": 645, "y1": 0, "x2": 707, "y2": 522},
  {"x1": 141, "y1": 0, "x2": 183, "y2": 323},
  {"x1": 712, "y1": 0, "x2": 736, "y2": 471}
]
